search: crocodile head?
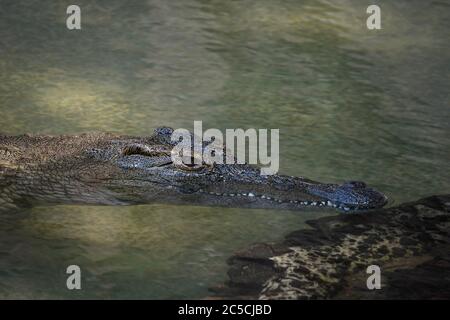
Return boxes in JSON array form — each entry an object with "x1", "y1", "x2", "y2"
[
  {"x1": 83, "y1": 127, "x2": 387, "y2": 212},
  {"x1": 0, "y1": 128, "x2": 387, "y2": 212}
]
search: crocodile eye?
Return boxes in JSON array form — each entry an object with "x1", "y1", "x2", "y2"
[
  {"x1": 176, "y1": 162, "x2": 204, "y2": 171},
  {"x1": 174, "y1": 154, "x2": 205, "y2": 171},
  {"x1": 171, "y1": 150, "x2": 213, "y2": 171}
]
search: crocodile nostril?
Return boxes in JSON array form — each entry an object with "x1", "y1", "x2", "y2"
[{"x1": 343, "y1": 181, "x2": 367, "y2": 188}]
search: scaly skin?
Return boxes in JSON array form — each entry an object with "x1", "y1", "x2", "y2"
[{"x1": 0, "y1": 127, "x2": 387, "y2": 212}]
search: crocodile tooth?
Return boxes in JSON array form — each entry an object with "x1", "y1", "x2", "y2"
[
  {"x1": 327, "y1": 201, "x2": 332, "y2": 206},
  {"x1": 248, "y1": 193, "x2": 255, "y2": 197},
  {"x1": 311, "y1": 202, "x2": 317, "y2": 206},
  {"x1": 229, "y1": 194, "x2": 234, "y2": 196}
]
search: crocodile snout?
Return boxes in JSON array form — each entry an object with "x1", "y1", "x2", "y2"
[{"x1": 335, "y1": 181, "x2": 387, "y2": 209}]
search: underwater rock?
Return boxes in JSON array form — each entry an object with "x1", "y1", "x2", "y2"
[{"x1": 212, "y1": 195, "x2": 450, "y2": 299}]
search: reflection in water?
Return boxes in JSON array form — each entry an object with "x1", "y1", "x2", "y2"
[
  {"x1": 0, "y1": 0, "x2": 449, "y2": 298},
  {"x1": 0, "y1": 205, "x2": 332, "y2": 299}
]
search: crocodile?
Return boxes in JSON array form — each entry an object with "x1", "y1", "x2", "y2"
[{"x1": 0, "y1": 127, "x2": 387, "y2": 212}]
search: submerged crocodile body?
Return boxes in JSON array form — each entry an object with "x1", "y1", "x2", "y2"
[
  {"x1": 214, "y1": 194, "x2": 450, "y2": 299},
  {"x1": 0, "y1": 127, "x2": 387, "y2": 212}
]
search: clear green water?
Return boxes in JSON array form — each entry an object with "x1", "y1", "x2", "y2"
[{"x1": 0, "y1": 0, "x2": 449, "y2": 298}]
